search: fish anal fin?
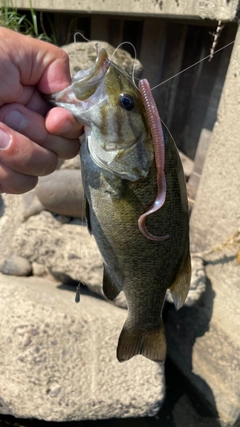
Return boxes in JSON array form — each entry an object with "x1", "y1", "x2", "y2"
[
  {"x1": 169, "y1": 249, "x2": 192, "y2": 310},
  {"x1": 103, "y1": 265, "x2": 121, "y2": 301},
  {"x1": 117, "y1": 320, "x2": 166, "y2": 363}
]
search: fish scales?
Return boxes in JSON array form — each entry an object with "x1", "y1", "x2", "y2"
[{"x1": 48, "y1": 48, "x2": 191, "y2": 363}]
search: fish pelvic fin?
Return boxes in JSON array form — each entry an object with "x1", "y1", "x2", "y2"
[
  {"x1": 103, "y1": 265, "x2": 121, "y2": 300},
  {"x1": 169, "y1": 248, "x2": 192, "y2": 310},
  {"x1": 117, "y1": 320, "x2": 166, "y2": 363}
]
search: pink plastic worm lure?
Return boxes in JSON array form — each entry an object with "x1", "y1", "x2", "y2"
[{"x1": 138, "y1": 79, "x2": 170, "y2": 241}]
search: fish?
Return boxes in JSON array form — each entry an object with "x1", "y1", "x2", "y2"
[{"x1": 48, "y1": 47, "x2": 191, "y2": 363}]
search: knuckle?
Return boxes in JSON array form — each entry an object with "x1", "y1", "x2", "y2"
[
  {"x1": 40, "y1": 152, "x2": 58, "y2": 176},
  {"x1": 59, "y1": 49, "x2": 70, "y2": 65},
  {"x1": 12, "y1": 176, "x2": 38, "y2": 194},
  {"x1": 0, "y1": 174, "x2": 38, "y2": 194}
]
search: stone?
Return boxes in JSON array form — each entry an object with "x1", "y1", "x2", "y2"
[
  {"x1": 32, "y1": 261, "x2": 52, "y2": 278},
  {"x1": 0, "y1": 194, "x2": 25, "y2": 267},
  {"x1": 166, "y1": 255, "x2": 206, "y2": 306},
  {"x1": 35, "y1": 169, "x2": 84, "y2": 218},
  {"x1": 9, "y1": 211, "x2": 127, "y2": 310},
  {"x1": 0, "y1": 273, "x2": 164, "y2": 421},
  {"x1": 10, "y1": 211, "x2": 105, "y2": 297},
  {"x1": 184, "y1": 256, "x2": 206, "y2": 305},
  {"x1": 62, "y1": 41, "x2": 143, "y2": 78},
  {"x1": 22, "y1": 189, "x2": 45, "y2": 220},
  {"x1": 59, "y1": 154, "x2": 81, "y2": 170},
  {"x1": 0, "y1": 254, "x2": 32, "y2": 277}
]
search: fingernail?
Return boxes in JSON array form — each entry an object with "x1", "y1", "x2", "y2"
[
  {"x1": 4, "y1": 110, "x2": 27, "y2": 132},
  {"x1": 60, "y1": 119, "x2": 73, "y2": 133},
  {"x1": 0, "y1": 129, "x2": 11, "y2": 150}
]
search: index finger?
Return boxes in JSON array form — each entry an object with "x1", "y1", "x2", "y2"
[{"x1": 1, "y1": 28, "x2": 71, "y2": 94}]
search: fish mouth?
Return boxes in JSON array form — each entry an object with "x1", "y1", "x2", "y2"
[{"x1": 47, "y1": 48, "x2": 110, "y2": 108}]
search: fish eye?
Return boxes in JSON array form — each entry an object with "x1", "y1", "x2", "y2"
[{"x1": 119, "y1": 93, "x2": 135, "y2": 111}]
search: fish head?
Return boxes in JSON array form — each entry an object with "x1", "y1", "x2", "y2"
[{"x1": 49, "y1": 48, "x2": 154, "y2": 181}]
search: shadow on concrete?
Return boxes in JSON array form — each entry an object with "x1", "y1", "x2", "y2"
[
  {"x1": 204, "y1": 254, "x2": 236, "y2": 265},
  {"x1": 162, "y1": 276, "x2": 230, "y2": 427},
  {"x1": 0, "y1": 195, "x2": 5, "y2": 219}
]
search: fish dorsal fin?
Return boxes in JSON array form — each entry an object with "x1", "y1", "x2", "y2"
[
  {"x1": 169, "y1": 248, "x2": 191, "y2": 310},
  {"x1": 103, "y1": 265, "x2": 121, "y2": 301}
]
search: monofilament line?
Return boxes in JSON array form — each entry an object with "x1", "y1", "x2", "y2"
[
  {"x1": 74, "y1": 32, "x2": 91, "y2": 43},
  {"x1": 111, "y1": 41, "x2": 139, "y2": 89},
  {"x1": 151, "y1": 40, "x2": 235, "y2": 91}
]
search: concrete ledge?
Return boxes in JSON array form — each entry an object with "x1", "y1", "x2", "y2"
[
  {"x1": 10, "y1": 0, "x2": 239, "y2": 21},
  {"x1": 0, "y1": 274, "x2": 164, "y2": 421}
]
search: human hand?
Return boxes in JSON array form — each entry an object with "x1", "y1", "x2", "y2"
[{"x1": 0, "y1": 27, "x2": 83, "y2": 194}]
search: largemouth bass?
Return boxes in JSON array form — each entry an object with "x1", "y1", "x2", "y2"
[{"x1": 49, "y1": 48, "x2": 191, "y2": 363}]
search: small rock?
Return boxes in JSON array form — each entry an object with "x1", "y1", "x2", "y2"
[
  {"x1": 32, "y1": 262, "x2": 50, "y2": 278},
  {"x1": 60, "y1": 155, "x2": 81, "y2": 170},
  {"x1": 11, "y1": 212, "x2": 104, "y2": 296},
  {"x1": 0, "y1": 255, "x2": 32, "y2": 277},
  {"x1": 166, "y1": 256, "x2": 206, "y2": 306},
  {"x1": 35, "y1": 169, "x2": 84, "y2": 218},
  {"x1": 184, "y1": 256, "x2": 206, "y2": 305},
  {"x1": 22, "y1": 189, "x2": 45, "y2": 220}
]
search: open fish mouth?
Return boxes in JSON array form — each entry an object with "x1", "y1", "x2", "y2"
[{"x1": 47, "y1": 48, "x2": 110, "y2": 110}]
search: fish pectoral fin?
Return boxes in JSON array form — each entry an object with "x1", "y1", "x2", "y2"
[
  {"x1": 169, "y1": 248, "x2": 191, "y2": 310},
  {"x1": 117, "y1": 320, "x2": 166, "y2": 363},
  {"x1": 103, "y1": 265, "x2": 121, "y2": 301}
]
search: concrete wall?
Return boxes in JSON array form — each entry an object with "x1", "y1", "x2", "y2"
[
  {"x1": 190, "y1": 25, "x2": 240, "y2": 253},
  {"x1": 167, "y1": 26, "x2": 240, "y2": 425},
  {"x1": 8, "y1": 0, "x2": 240, "y2": 20}
]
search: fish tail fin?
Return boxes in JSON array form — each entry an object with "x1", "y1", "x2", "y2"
[
  {"x1": 117, "y1": 319, "x2": 166, "y2": 363},
  {"x1": 169, "y1": 248, "x2": 191, "y2": 310}
]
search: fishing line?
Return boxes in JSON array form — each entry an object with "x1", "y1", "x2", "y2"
[
  {"x1": 110, "y1": 60, "x2": 140, "y2": 91},
  {"x1": 72, "y1": 30, "x2": 93, "y2": 302},
  {"x1": 151, "y1": 40, "x2": 235, "y2": 91},
  {"x1": 110, "y1": 41, "x2": 139, "y2": 89},
  {"x1": 72, "y1": 31, "x2": 234, "y2": 92},
  {"x1": 73, "y1": 31, "x2": 91, "y2": 43}
]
